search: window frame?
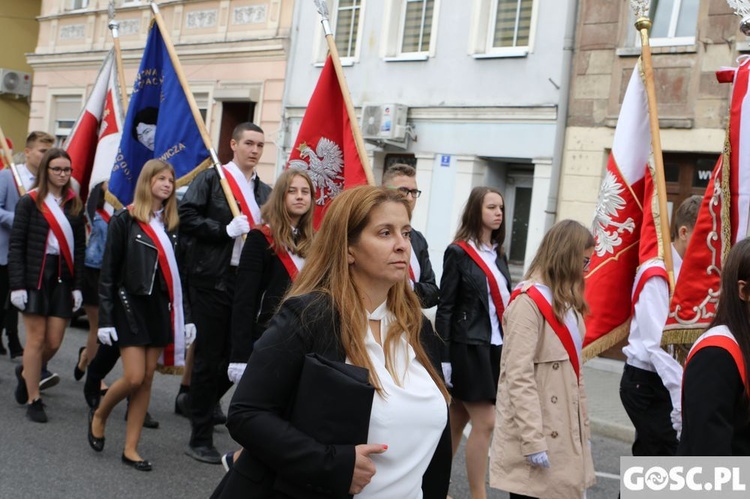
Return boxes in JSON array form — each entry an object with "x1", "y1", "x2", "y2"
[
  {"x1": 632, "y1": 0, "x2": 698, "y2": 48},
  {"x1": 397, "y1": 0, "x2": 437, "y2": 56},
  {"x1": 69, "y1": 0, "x2": 90, "y2": 10},
  {"x1": 485, "y1": 0, "x2": 536, "y2": 56},
  {"x1": 333, "y1": 0, "x2": 365, "y2": 63}
]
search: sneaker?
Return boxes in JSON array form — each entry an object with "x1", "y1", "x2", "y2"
[
  {"x1": 27, "y1": 398, "x2": 48, "y2": 423},
  {"x1": 14, "y1": 365, "x2": 28, "y2": 405},
  {"x1": 185, "y1": 445, "x2": 222, "y2": 464},
  {"x1": 39, "y1": 369, "x2": 60, "y2": 391},
  {"x1": 221, "y1": 452, "x2": 235, "y2": 472},
  {"x1": 175, "y1": 392, "x2": 190, "y2": 418}
]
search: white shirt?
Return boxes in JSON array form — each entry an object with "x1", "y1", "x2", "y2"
[
  {"x1": 44, "y1": 195, "x2": 64, "y2": 256},
  {"x1": 468, "y1": 240, "x2": 509, "y2": 346},
  {"x1": 622, "y1": 244, "x2": 684, "y2": 414},
  {"x1": 18, "y1": 164, "x2": 35, "y2": 191},
  {"x1": 230, "y1": 172, "x2": 257, "y2": 267},
  {"x1": 354, "y1": 301, "x2": 446, "y2": 499}
]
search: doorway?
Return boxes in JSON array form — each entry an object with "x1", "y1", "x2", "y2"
[{"x1": 218, "y1": 101, "x2": 256, "y2": 164}]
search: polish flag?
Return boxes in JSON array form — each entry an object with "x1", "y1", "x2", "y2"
[
  {"x1": 582, "y1": 61, "x2": 651, "y2": 359},
  {"x1": 64, "y1": 49, "x2": 124, "y2": 201}
]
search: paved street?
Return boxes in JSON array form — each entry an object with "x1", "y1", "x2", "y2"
[{"x1": 1, "y1": 322, "x2": 629, "y2": 498}]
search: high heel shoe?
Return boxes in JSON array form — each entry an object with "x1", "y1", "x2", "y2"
[
  {"x1": 74, "y1": 347, "x2": 86, "y2": 381},
  {"x1": 88, "y1": 408, "x2": 105, "y2": 452},
  {"x1": 121, "y1": 453, "x2": 152, "y2": 471}
]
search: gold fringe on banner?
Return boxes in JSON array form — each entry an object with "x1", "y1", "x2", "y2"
[
  {"x1": 157, "y1": 365, "x2": 184, "y2": 376},
  {"x1": 661, "y1": 329, "x2": 703, "y2": 347},
  {"x1": 581, "y1": 320, "x2": 631, "y2": 363},
  {"x1": 176, "y1": 157, "x2": 211, "y2": 189}
]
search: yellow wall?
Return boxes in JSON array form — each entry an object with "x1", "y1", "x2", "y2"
[{"x1": 0, "y1": 1, "x2": 41, "y2": 155}]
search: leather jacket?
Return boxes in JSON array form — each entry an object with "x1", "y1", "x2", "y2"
[
  {"x1": 410, "y1": 229, "x2": 439, "y2": 308},
  {"x1": 435, "y1": 242, "x2": 512, "y2": 359},
  {"x1": 179, "y1": 167, "x2": 272, "y2": 290},
  {"x1": 99, "y1": 209, "x2": 191, "y2": 328}
]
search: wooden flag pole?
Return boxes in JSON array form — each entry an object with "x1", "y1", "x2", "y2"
[
  {"x1": 313, "y1": 0, "x2": 375, "y2": 186},
  {"x1": 632, "y1": 1, "x2": 675, "y2": 292},
  {"x1": 149, "y1": 2, "x2": 241, "y2": 221},
  {"x1": 108, "y1": 20, "x2": 130, "y2": 112},
  {"x1": 0, "y1": 125, "x2": 25, "y2": 196}
]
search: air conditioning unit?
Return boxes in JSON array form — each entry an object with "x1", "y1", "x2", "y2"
[
  {"x1": 361, "y1": 103, "x2": 408, "y2": 141},
  {"x1": 0, "y1": 69, "x2": 32, "y2": 97}
]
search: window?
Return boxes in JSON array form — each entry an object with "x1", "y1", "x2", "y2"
[
  {"x1": 51, "y1": 95, "x2": 83, "y2": 145},
  {"x1": 648, "y1": 0, "x2": 699, "y2": 46},
  {"x1": 70, "y1": 0, "x2": 89, "y2": 9},
  {"x1": 193, "y1": 92, "x2": 210, "y2": 123},
  {"x1": 489, "y1": 0, "x2": 533, "y2": 49},
  {"x1": 400, "y1": 0, "x2": 435, "y2": 54},
  {"x1": 335, "y1": 0, "x2": 363, "y2": 59}
]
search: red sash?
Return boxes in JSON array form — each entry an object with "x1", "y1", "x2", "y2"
[
  {"x1": 455, "y1": 241, "x2": 506, "y2": 320},
  {"x1": 29, "y1": 190, "x2": 76, "y2": 276},
  {"x1": 222, "y1": 164, "x2": 260, "y2": 226},
  {"x1": 510, "y1": 285, "x2": 581, "y2": 382},
  {"x1": 686, "y1": 331, "x2": 747, "y2": 394},
  {"x1": 259, "y1": 225, "x2": 300, "y2": 281},
  {"x1": 96, "y1": 208, "x2": 112, "y2": 224}
]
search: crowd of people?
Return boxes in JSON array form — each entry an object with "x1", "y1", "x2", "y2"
[{"x1": 1, "y1": 124, "x2": 749, "y2": 498}]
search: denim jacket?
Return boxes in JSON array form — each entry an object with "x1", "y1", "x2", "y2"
[{"x1": 85, "y1": 212, "x2": 108, "y2": 269}]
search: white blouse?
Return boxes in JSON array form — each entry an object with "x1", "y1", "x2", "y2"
[{"x1": 354, "y1": 301, "x2": 447, "y2": 499}]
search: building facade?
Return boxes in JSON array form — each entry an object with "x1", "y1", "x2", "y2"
[
  {"x1": 281, "y1": 0, "x2": 579, "y2": 275},
  {"x1": 27, "y1": 0, "x2": 294, "y2": 182}
]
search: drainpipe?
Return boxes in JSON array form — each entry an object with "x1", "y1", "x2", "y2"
[
  {"x1": 544, "y1": 0, "x2": 579, "y2": 231},
  {"x1": 277, "y1": 0, "x2": 304, "y2": 175}
]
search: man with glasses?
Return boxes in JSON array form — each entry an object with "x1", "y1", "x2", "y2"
[{"x1": 381, "y1": 163, "x2": 439, "y2": 308}]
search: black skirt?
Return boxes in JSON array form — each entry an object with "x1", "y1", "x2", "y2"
[
  {"x1": 113, "y1": 288, "x2": 172, "y2": 348},
  {"x1": 450, "y1": 342, "x2": 503, "y2": 404},
  {"x1": 82, "y1": 266, "x2": 100, "y2": 307},
  {"x1": 24, "y1": 255, "x2": 74, "y2": 319}
]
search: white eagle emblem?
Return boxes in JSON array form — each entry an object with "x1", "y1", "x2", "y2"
[
  {"x1": 288, "y1": 138, "x2": 345, "y2": 205},
  {"x1": 592, "y1": 170, "x2": 636, "y2": 257}
]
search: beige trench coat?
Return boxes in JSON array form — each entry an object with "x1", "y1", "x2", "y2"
[{"x1": 489, "y1": 288, "x2": 596, "y2": 499}]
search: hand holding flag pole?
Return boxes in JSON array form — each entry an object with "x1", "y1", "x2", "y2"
[
  {"x1": 631, "y1": 0, "x2": 674, "y2": 292},
  {"x1": 148, "y1": 2, "x2": 243, "y2": 224},
  {"x1": 313, "y1": 0, "x2": 375, "y2": 185},
  {"x1": 0, "y1": 125, "x2": 25, "y2": 196}
]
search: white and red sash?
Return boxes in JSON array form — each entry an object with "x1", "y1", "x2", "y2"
[
  {"x1": 456, "y1": 240, "x2": 508, "y2": 322},
  {"x1": 222, "y1": 161, "x2": 261, "y2": 226},
  {"x1": 29, "y1": 189, "x2": 76, "y2": 276},
  {"x1": 96, "y1": 202, "x2": 114, "y2": 224},
  {"x1": 408, "y1": 244, "x2": 421, "y2": 282},
  {"x1": 631, "y1": 259, "x2": 668, "y2": 313},
  {"x1": 131, "y1": 211, "x2": 186, "y2": 367},
  {"x1": 510, "y1": 283, "x2": 583, "y2": 382},
  {"x1": 685, "y1": 325, "x2": 747, "y2": 394},
  {"x1": 258, "y1": 225, "x2": 303, "y2": 281}
]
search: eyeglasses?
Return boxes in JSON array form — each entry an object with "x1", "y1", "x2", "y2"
[
  {"x1": 48, "y1": 167, "x2": 73, "y2": 175},
  {"x1": 395, "y1": 187, "x2": 422, "y2": 198},
  {"x1": 583, "y1": 256, "x2": 591, "y2": 271}
]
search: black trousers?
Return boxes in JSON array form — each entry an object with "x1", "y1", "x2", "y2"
[
  {"x1": 84, "y1": 342, "x2": 121, "y2": 396},
  {"x1": 619, "y1": 363, "x2": 678, "y2": 456},
  {"x1": 189, "y1": 279, "x2": 234, "y2": 448},
  {"x1": 0, "y1": 264, "x2": 20, "y2": 349},
  {"x1": 509, "y1": 494, "x2": 538, "y2": 499}
]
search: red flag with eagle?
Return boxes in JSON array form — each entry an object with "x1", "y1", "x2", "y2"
[
  {"x1": 64, "y1": 48, "x2": 124, "y2": 202},
  {"x1": 287, "y1": 56, "x2": 368, "y2": 227},
  {"x1": 582, "y1": 61, "x2": 652, "y2": 359},
  {"x1": 662, "y1": 58, "x2": 750, "y2": 345}
]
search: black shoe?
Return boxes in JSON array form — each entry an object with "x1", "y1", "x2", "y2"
[
  {"x1": 39, "y1": 369, "x2": 60, "y2": 391},
  {"x1": 175, "y1": 392, "x2": 190, "y2": 418},
  {"x1": 88, "y1": 408, "x2": 105, "y2": 452},
  {"x1": 121, "y1": 453, "x2": 152, "y2": 472},
  {"x1": 124, "y1": 409, "x2": 160, "y2": 429},
  {"x1": 26, "y1": 398, "x2": 48, "y2": 423},
  {"x1": 14, "y1": 365, "x2": 27, "y2": 405},
  {"x1": 73, "y1": 346, "x2": 86, "y2": 381},
  {"x1": 213, "y1": 403, "x2": 227, "y2": 426},
  {"x1": 185, "y1": 445, "x2": 222, "y2": 464}
]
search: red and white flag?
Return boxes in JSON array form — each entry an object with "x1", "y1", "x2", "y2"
[
  {"x1": 582, "y1": 61, "x2": 651, "y2": 358},
  {"x1": 662, "y1": 59, "x2": 750, "y2": 344},
  {"x1": 64, "y1": 49, "x2": 124, "y2": 201},
  {"x1": 287, "y1": 56, "x2": 368, "y2": 228}
]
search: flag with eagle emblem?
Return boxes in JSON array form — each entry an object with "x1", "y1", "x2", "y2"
[{"x1": 287, "y1": 56, "x2": 368, "y2": 227}]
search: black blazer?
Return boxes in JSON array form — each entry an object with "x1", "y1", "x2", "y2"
[
  {"x1": 213, "y1": 293, "x2": 451, "y2": 499},
  {"x1": 435, "y1": 242, "x2": 512, "y2": 358},
  {"x1": 230, "y1": 228, "x2": 295, "y2": 363},
  {"x1": 410, "y1": 229, "x2": 439, "y2": 308},
  {"x1": 678, "y1": 346, "x2": 750, "y2": 456}
]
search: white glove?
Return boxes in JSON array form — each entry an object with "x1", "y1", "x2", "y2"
[
  {"x1": 226, "y1": 215, "x2": 251, "y2": 238},
  {"x1": 10, "y1": 290, "x2": 27, "y2": 311},
  {"x1": 526, "y1": 450, "x2": 551, "y2": 468},
  {"x1": 184, "y1": 323, "x2": 196, "y2": 347},
  {"x1": 97, "y1": 327, "x2": 118, "y2": 346},
  {"x1": 72, "y1": 290, "x2": 83, "y2": 312},
  {"x1": 671, "y1": 407, "x2": 682, "y2": 437},
  {"x1": 441, "y1": 362, "x2": 452, "y2": 388},
  {"x1": 227, "y1": 362, "x2": 247, "y2": 384}
]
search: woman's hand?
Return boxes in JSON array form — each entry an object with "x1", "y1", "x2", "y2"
[
  {"x1": 97, "y1": 327, "x2": 118, "y2": 346},
  {"x1": 72, "y1": 290, "x2": 83, "y2": 312},
  {"x1": 10, "y1": 290, "x2": 26, "y2": 311},
  {"x1": 526, "y1": 450, "x2": 550, "y2": 468},
  {"x1": 349, "y1": 443, "x2": 387, "y2": 494}
]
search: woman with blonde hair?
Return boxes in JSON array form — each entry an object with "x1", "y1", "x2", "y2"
[
  {"x1": 10, "y1": 147, "x2": 86, "y2": 423},
  {"x1": 490, "y1": 220, "x2": 595, "y2": 499},
  {"x1": 435, "y1": 186, "x2": 510, "y2": 498},
  {"x1": 213, "y1": 185, "x2": 451, "y2": 498},
  {"x1": 88, "y1": 159, "x2": 195, "y2": 471}
]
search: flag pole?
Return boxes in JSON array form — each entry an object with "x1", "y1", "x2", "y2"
[
  {"x1": 149, "y1": 2, "x2": 242, "y2": 220},
  {"x1": 108, "y1": 20, "x2": 130, "y2": 112},
  {"x1": 313, "y1": 0, "x2": 375, "y2": 185},
  {"x1": 632, "y1": 0, "x2": 674, "y2": 291},
  {"x1": 0, "y1": 125, "x2": 25, "y2": 196}
]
